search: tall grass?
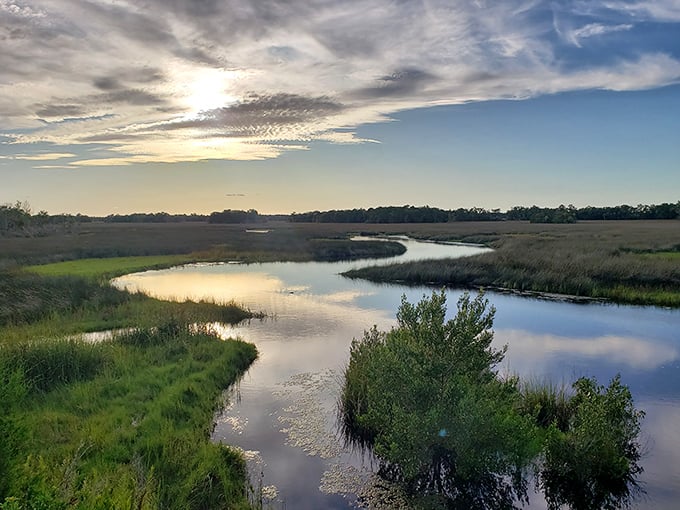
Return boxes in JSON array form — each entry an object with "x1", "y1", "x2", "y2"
[
  {"x1": 0, "y1": 270, "x2": 255, "y2": 344},
  {"x1": 1, "y1": 221, "x2": 409, "y2": 266},
  {"x1": 1, "y1": 339, "x2": 107, "y2": 392},
  {"x1": 517, "y1": 378, "x2": 573, "y2": 432},
  {"x1": 344, "y1": 225, "x2": 680, "y2": 307},
  {"x1": 0, "y1": 323, "x2": 257, "y2": 509}
]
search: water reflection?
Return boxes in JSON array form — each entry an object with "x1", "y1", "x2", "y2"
[
  {"x1": 110, "y1": 238, "x2": 680, "y2": 509},
  {"x1": 497, "y1": 329, "x2": 679, "y2": 371}
]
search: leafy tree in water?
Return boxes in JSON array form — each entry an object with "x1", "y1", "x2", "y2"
[
  {"x1": 341, "y1": 291, "x2": 539, "y2": 509},
  {"x1": 340, "y1": 291, "x2": 645, "y2": 509}
]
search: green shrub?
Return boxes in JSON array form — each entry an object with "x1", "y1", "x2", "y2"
[
  {"x1": 341, "y1": 292, "x2": 646, "y2": 509},
  {"x1": 539, "y1": 376, "x2": 645, "y2": 510},
  {"x1": 340, "y1": 291, "x2": 538, "y2": 508}
]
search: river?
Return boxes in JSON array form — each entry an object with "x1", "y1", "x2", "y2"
[{"x1": 112, "y1": 237, "x2": 680, "y2": 509}]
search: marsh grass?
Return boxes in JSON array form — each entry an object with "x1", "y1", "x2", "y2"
[
  {"x1": 0, "y1": 323, "x2": 257, "y2": 509},
  {"x1": 518, "y1": 378, "x2": 573, "y2": 432},
  {"x1": 24, "y1": 255, "x2": 194, "y2": 280},
  {"x1": 1, "y1": 256, "x2": 262, "y2": 508},
  {"x1": 1, "y1": 221, "x2": 408, "y2": 267},
  {"x1": 343, "y1": 221, "x2": 680, "y2": 307},
  {"x1": 0, "y1": 270, "x2": 254, "y2": 345}
]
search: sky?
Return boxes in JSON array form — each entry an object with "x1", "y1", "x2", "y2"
[{"x1": 1, "y1": 0, "x2": 679, "y2": 215}]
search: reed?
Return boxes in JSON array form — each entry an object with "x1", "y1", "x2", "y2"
[{"x1": 343, "y1": 223, "x2": 680, "y2": 307}]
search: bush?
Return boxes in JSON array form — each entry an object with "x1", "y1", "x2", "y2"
[
  {"x1": 539, "y1": 376, "x2": 645, "y2": 510},
  {"x1": 340, "y1": 292, "x2": 646, "y2": 509},
  {"x1": 340, "y1": 291, "x2": 538, "y2": 508}
]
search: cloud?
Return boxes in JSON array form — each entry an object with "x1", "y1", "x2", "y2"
[
  {"x1": 152, "y1": 93, "x2": 344, "y2": 140},
  {"x1": 1, "y1": 0, "x2": 679, "y2": 164},
  {"x1": 3, "y1": 152, "x2": 75, "y2": 161},
  {"x1": 34, "y1": 104, "x2": 87, "y2": 118},
  {"x1": 566, "y1": 22, "x2": 633, "y2": 47},
  {"x1": 352, "y1": 68, "x2": 438, "y2": 99}
]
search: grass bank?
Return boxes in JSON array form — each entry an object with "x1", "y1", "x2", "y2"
[
  {"x1": 0, "y1": 270, "x2": 255, "y2": 344},
  {"x1": 23, "y1": 255, "x2": 194, "y2": 280},
  {"x1": 1, "y1": 323, "x2": 257, "y2": 509},
  {"x1": 0, "y1": 221, "x2": 406, "y2": 267},
  {"x1": 1, "y1": 251, "x2": 262, "y2": 508},
  {"x1": 343, "y1": 220, "x2": 680, "y2": 307}
]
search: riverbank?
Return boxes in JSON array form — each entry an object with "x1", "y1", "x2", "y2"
[
  {"x1": 0, "y1": 221, "x2": 406, "y2": 268},
  {"x1": 1, "y1": 323, "x2": 257, "y2": 509},
  {"x1": 342, "y1": 220, "x2": 680, "y2": 308},
  {"x1": 1, "y1": 260, "x2": 261, "y2": 508}
]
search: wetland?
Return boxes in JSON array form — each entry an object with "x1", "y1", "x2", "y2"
[{"x1": 2, "y1": 220, "x2": 680, "y2": 509}]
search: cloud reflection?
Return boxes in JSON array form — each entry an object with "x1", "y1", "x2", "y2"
[{"x1": 497, "y1": 329, "x2": 679, "y2": 371}]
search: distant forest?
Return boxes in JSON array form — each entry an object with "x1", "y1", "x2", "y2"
[
  {"x1": 1, "y1": 201, "x2": 678, "y2": 237},
  {"x1": 289, "y1": 203, "x2": 680, "y2": 223}
]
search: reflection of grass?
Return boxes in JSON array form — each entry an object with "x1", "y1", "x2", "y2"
[{"x1": 1, "y1": 323, "x2": 257, "y2": 509}]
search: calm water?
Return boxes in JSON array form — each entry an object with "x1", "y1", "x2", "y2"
[{"x1": 112, "y1": 238, "x2": 680, "y2": 509}]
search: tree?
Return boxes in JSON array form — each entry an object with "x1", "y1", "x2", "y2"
[
  {"x1": 340, "y1": 292, "x2": 646, "y2": 509},
  {"x1": 340, "y1": 291, "x2": 538, "y2": 508}
]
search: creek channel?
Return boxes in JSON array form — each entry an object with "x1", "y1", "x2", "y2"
[{"x1": 111, "y1": 237, "x2": 680, "y2": 509}]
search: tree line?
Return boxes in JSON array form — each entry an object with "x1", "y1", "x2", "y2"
[
  {"x1": 3, "y1": 201, "x2": 679, "y2": 236},
  {"x1": 292, "y1": 202, "x2": 680, "y2": 223}
]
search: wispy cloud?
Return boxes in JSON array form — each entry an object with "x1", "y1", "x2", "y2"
[
  {"x1": 1, "y1": 0, "x2": 679, "y2": 165},
  {"x1": 562, "y1": 22, "x2": 633, "y2": 47},
  {"x1": 1, "y1": 152, "x2": 76, "y2": 161}
]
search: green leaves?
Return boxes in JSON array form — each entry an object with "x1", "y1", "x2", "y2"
[
  {"x1": 340, "y1": 292, "x2": 645, "y2": 509},
  {"x1": 540, "y1": 376, "x2": 645, "y2": 510},
  {"x1": 340, "y1": 291, "x2": 535, "y2": 508}
]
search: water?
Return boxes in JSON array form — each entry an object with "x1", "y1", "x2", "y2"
[{"x1": 112, "y1": 238, "x2": 680, "y2": 509}]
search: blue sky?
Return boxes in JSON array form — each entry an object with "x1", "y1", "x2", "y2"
[{"x1": 1, "y1": 0, "x2": 679, "y2": 214}]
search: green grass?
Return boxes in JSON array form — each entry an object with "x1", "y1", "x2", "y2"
[
  {"x1": 343, "y1": 220, "x2": 680, "y2": 307},
  {"x1": 0, "y1": 265, "x2": 261, "y2": 508},
  {"x1": 0, "y1": 271, "x2": 255, "y2": 343},
  {"x1": 642, "y1": 251, "x2": 680, "y2": 261},
  {"x1": 24, "y1": 255, "x2": 194, "y2": 280},
  {"x1": 1, "y1": 323, "x2": 257, "y2": 509}
]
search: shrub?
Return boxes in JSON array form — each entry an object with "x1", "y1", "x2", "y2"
[
  {"x1": 539, "y1": 376, "x2": 645, "y2": 510},
  {"x1": 340, "y1": 292, "x2": 646, "y2": 509},
  {"x1": 340, "y1": 291, "x2": 538, "y2": 508}
]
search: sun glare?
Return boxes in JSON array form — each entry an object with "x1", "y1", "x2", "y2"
[{"x1": 179, "y1": 67, "x2": 240, "y2": 114}]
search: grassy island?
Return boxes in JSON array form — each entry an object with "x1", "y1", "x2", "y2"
[{"x1": 341, "y1": 220, "x2": 680, "y2": 307}]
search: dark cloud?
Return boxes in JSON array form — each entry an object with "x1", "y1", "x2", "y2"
[
  {"x1": 93, "y1": 67, "x2": 165, "y2": 92},
  {"x1": 352, "y1": 68, "x2": 438, "y2": 99},
  {"x1": 172, "y1": 44, "x2": 226, "y2": 67},
  {"x1": 155, "y1": 93, "x2": 344, "y2": 135},
  {"x1": 35, "y1": 104, "x2": 87, "y2": 118},
  {"x1": 93, "y1": 77, "x2": 121, "y2": 91},
  {"x1": 129, "y1": 67, "x2": 165, "y2": 84},
  {"x1": 96, "y1": 89, "x2": 166, "y2": 106}
]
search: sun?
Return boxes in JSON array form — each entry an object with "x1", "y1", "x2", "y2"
[{"x1": 178, "y1": 66, "x2": 241, "y2": 114}]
